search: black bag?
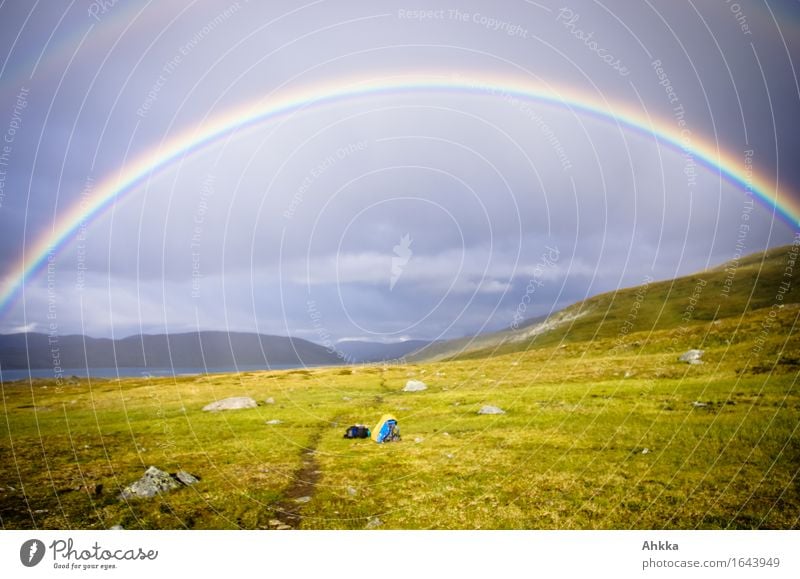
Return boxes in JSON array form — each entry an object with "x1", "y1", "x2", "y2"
[{"x1": 344, "y1": 425, "x2": 370, "y2": 439}]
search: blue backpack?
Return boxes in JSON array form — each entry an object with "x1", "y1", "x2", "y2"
[{"x1": 372, "y1": 414, "x2": 401, "y2": 443}]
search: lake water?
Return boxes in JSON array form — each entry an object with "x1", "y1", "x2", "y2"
[{"x1": 0, "y1": 364, "x2": 308, "y2": 382}]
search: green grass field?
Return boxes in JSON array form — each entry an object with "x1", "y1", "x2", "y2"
[{"x1": 1, "y1": 246, "x2": 798, "y2": 529}]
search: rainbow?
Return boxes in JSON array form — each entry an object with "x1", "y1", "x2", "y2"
[{"x1": 1, "y1": 72, "x2": 798, "y2": 314}]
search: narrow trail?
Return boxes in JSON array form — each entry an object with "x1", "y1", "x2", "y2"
[{"x1": 272, "y1": 430, "x2": 322, "y2": 529}]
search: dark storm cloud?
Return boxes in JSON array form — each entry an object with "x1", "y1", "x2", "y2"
[{"x1": 0, "y1": 0, "x2": 797, "y2": 340}]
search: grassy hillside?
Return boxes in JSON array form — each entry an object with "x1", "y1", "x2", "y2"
[
  {"x1": 0, "y1": 243, "x2": 797, "y2": 530},
  {"x1": 418, "y1": 244, "x2": 800, "y2": 361}
]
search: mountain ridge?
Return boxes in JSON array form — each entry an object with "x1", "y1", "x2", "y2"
[{"x1": 0, "y1": 330, "x2": 341, "y2": 369}]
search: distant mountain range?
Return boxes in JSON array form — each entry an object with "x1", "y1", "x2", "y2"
[
  {"x1": 0, "y1": 331, "x2": 342, "y2": 370},
  {"x1": 334, "y1": 339, "x2": 435, "y2": 363},
  {"x1": 6, "y1": 246, "x2": 794, "y2": 372}
]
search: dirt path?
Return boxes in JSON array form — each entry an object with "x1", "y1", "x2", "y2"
[{"x1": 271, "y1": 430, "x2": 323, "y2": 529}]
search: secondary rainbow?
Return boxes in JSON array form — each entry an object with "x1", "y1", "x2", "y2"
[{"x1": 1, "y1": 72, "x2": 798, "y2": 314}]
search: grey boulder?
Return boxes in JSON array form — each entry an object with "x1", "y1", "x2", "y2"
[
  {"x1": 202, "y1": 396, "x2": 258, "y2": 412},
  {"x1": 403, "y1": 380, "x2": 427, "y2": 392},
  {"x1": 119, "y1": 466, "x2": 199, "y2": 500},
  {"x1": 678, "y1": 350, "x2": 704, "y2": 364}
]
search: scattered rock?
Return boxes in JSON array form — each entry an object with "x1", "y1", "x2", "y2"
[
  {"x1": 109, "y1": 525, "x2": 124, "y2": 530},
  {"x1": 442, "y1": 432, "x2": 450, "y2": 437},
  {"x1": 366, "y1": 516, "x2": 382, "y2": 529},
  {"x1": 294, "y1": 496, "x2": 312, "y2": 504},
  {"x1": 692, "y1": 401, "x2": 708, "y2": 408},
  {"x1": 624, "y1": 371, "x2": 634, "y2": 378},
  {"x1": 268, "y1": 519, "x2": 283, "y2": 527},
  {"x1": 679, "y1": 350, "x2": 705, "y2": 364},
  {"x1": 202, "y1": 397, "x2": 258, "y2": 412},
  {"x1": 414, "y1": 437, "x2": 424, "y2": 444},
  {"x1": 175, "y1": 470, "x2": 199, "y2": 486},
  {"x1": 403, "y1": 380, "x2": 427, "y2": 392},
  {"x1": 265, "y1": 419, "x2": 283, "y2": 425},
  {"x1": 276, "y1": 524, "x2": 292, "y2": 530},
  {"x1": 264, "y1": 397, "x2": 275, "y2": 404},
  {"x1": 119, "y1": 466, "x2": 180, "y2": 500},
  {"x1": 478, "y1": 405, "x2": 506, "y2": 415},
  {"x1": 347, "y1": 487, "x2": 358, "y2": 496},
  {"x1": 641, "y1": 448, "x2": 651, "y2": 455}
]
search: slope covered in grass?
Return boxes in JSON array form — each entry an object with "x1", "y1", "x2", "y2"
[{"x1": 420, "y1": 243, "x2": 800, "y2": 361}]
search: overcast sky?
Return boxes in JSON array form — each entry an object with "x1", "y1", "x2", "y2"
[{"x1": 0, "y1": 0, "x2": 798, "y2": 343}]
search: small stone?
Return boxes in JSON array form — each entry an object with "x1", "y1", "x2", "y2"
[
  {"x1": 268, "y1": 519, "x2": 282, "y2": 527},
  {"x1": 624, "y1": 371, "x2": 634, "y2": 378},
  {"x1": 366, "y1": 516, "x2": 382, "y2": 529},
  {"x1": 265, "y1": 419, "x2": 282, "y2": 425},
  {"x1": 692, "y1": 401, "x2": 708, "y2": 408},
  {"x1": 347, "y1": 487, "x2": 358, "y2": 496},
  {"x1": 264, "y1": 397, "x2": 275, "y2": 404},
  {"x1": 641, "y1": 448, "x2": 650, "y2": 455},
  {"x1": 342, "y1": 396, "x2": 352, "y2": 401},
  {"x1": 477, "y1": 405, "x2": 506, "y2": 415},
  {"x1": 175, "y1": 470, "x2": 199, "y2": 485},
  {"x1": 442, "y1": 432, "x2": 450, "y2": 437},
  {"x1": 276, "y1": 524, "x2": 292, "y2": 530},
  {"x1": 294, "y1": 496, "x2": 312, "y2": 504},
  {"x1": 109, "y1": 525, "x2": 124, "y2": 530},
  {"x1": 414, "y1": 437, "x2": 424, "y2": 444}
]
